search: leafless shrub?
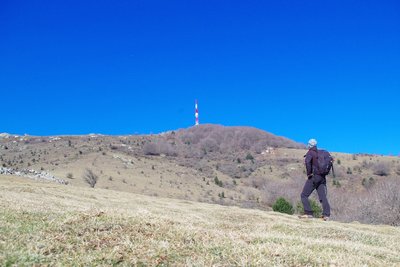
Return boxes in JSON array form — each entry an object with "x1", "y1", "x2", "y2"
[
  {"x1": 184, "y1": 126, "x2": 212, "y2": 144},
  {"x1": 361, "y1": 160, "x2": 372, "y2": 169},
  {"x1": 330, "y1": 178, "x2": 400, "y2": 225},
  {"x1": 395, "y1": 165, "x2": 400, "y2": 176},
  {"x1": 240, "y1": 200, "x2": 259, "y2": 209},
  {"x1": 185, "y1": 149, "x2": 203, "y2": 159},
  {"x1": 332, "y1": 166, "x2": 346, "y2": 178},
  {"x1": 260, "y1": 177, "x2": 311, "y2": 209},
  {"x1": 209, "y1": 131, "x2": 224, "y2": 144},
  {"x1": 352, "y1": 165, "x2": 362, "y2": 174},
  {"x1": 252, "y1": 141, "x2": 267, "y2": 154},
  {"x1": 180, "y1": 132, "x2": 195, "y2": 144},
  {"x1": 194, "y1": 159, "x2": 214, "y2": 177},
  {"x1": 238, "y1": 135, "x2": 252, "y2": 150},
  {"x1": 158, "y1": 140, "x2": 177, "y2": 156},
  {"x1": 177, "y1": 124, "x2": 303, "y2": 154},
  {"x1": 248, "y1": 176, "x2": 267, "y2": 189},
  {"x1": 260, "y1": 179, "x2": 284, "y2": 206},
  {"x1": 200, "y1": 138, "x2": 219, "y2": 153},
  {"x1": 241, "y1": 187, "x2": 259, "y2": 202},
  {"x1": 83, "y1": 169, "x2": 98, "y2": 188},
  {"x1": 143, "y1": 143, "x2": 160, "y2": 155},
  {"x1": 143, "y1": 139, "x2": 177, "y2": 156},
  {"x1": 356, "y1": 178, "x2": 400, "y2": 226},
  {"x1": 372, "y1": 162, "x2": 391, "y2": 176},
  {"x1": 219, "y1": 163, "x2": 241, "y2": 178},
  {"x1": 329, "y1": 188, "x2": 354, "y2": 221}
]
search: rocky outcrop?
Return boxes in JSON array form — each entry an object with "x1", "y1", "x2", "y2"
[{"x1": 0, "y1": 167, "x2": 68, "y2": 185}]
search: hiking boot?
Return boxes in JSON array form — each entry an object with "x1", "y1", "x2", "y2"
[
  {"x1": 321, "y1": 216, "x2": 330, "y2": 221},
  {"x1": 298, "y1": 214, "x2": 313, "y2": 219}
]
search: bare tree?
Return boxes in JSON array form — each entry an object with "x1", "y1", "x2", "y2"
[{"x1": 83, "y1": 169, "x2": 98, "y2": 188}]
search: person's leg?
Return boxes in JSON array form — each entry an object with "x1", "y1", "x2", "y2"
[
  {"x1": 301, "y1": 179, "x2": 315, "y2": 215},
  {"x1": 316, "y1": 183, "x2": 331, "y2": 217}
]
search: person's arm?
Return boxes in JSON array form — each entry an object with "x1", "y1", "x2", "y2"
[{"x1": 305, "y1": 151, "x2": 313, "y2": 178}]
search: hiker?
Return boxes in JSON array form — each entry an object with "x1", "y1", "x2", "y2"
[{"x1": 299, "y1": 139, "x2": 331, "y2": 221}]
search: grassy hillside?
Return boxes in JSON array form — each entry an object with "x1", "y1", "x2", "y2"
[
  {"x1": 1, "y1": 175, "x2": 399, "y2": 266},
  {"x1": 1, "y1": 125, "x2": 400, "y2": 225}
]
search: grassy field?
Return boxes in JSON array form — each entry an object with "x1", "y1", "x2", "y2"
[
  {"x1": 1, "y1": 175, "x2": 400, "y2": 266},
  {"x1": 2, "y1": 130, "x2": 400, "y2": 225}
]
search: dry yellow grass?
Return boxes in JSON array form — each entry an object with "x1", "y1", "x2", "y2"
[{"x1": 1, "y1": 175, "x2": 400, "y2": 266}]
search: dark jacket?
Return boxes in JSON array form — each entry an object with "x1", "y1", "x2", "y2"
[{"x1": 305, "y1": 146, "x2": 318, "y2": 177}]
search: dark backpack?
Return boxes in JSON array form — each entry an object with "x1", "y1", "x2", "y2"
[{"x1": 316, "y1": 150, "x2": 334, "y2": 176}]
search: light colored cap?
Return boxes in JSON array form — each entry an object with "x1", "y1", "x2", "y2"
[{"x1": 308, "y1": 138, "x2": 317, "y2": 148}]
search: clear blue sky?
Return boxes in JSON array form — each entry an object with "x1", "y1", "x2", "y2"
[{"x1": 1, "y1": 0, "x2": 399, "y2": 155}]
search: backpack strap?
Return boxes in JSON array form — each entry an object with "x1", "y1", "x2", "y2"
[{"x1": 313, "y1": 149, "x2": 320, "y2": 175}]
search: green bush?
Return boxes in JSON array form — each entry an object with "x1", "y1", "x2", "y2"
[
  {"x1": 246, "y1": 153, "x2": 254, "y2": 161},
  {"x1": 214, "y1": 176, "x2": 223, "y2": 187},
  {"x1": 362, "y1": 177, "x2": 375, "y2": 189},
  {"x1": 272, "y1": 197, "x2": 294, "y2": 215},
  {"x1": 332, "y1": 179, "x2": 341, "y2": 188},
  {"x1": 296, "y1": 199, "x2": 322, "y2": 217}
]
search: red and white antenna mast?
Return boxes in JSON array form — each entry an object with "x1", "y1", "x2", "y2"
[{"x1": 195, "y1": 99, "x2": 199, "y2": 126}]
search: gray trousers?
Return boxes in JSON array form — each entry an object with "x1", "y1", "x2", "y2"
[{"x1": 301, "y1": 175, "x2": 331, "y2": 217}]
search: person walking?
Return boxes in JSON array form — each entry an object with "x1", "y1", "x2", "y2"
[{"x1": 299, "y1": 139, "x2": 331, "y2": 221}]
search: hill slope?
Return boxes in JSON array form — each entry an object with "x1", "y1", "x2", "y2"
[
  {"x1": 1, "y1": 175, "x2": 399, "y2": 266},
  {"x1": 1, "y1": 124, "x2": 400, "y2": 225}
]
